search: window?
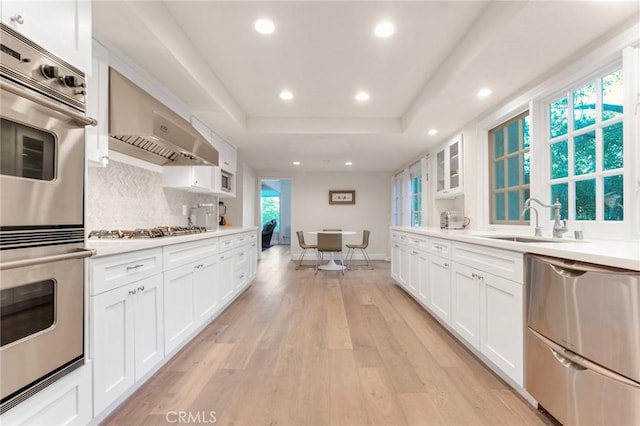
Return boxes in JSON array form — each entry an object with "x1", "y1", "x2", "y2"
[
  {"x1": 409, "y1": 161, "x2": 423, "y2": 227},
  {"x1": 489, "y1": 111, "x2": 531, "y2": 224},
  {"x1": 547, "y1": 68, "x2": 624, "y2": 222}
]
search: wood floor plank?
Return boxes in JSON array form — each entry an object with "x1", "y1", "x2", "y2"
[
  {"x1": 358, "y1": 366, "x2": 408, "y2": 425},
  {"x1": 101, "y1": 246, "x2": 547, "y2": 426}
]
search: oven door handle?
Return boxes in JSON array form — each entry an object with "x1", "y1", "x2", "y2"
[
  {"x1": 0, "y1": 248, "x2": 95, "y2": 270},
  {"x1": 1, "y1": 80, "x2": 97, "y2": 127}
]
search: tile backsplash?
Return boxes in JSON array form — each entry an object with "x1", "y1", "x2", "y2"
[{"x1": 87, "y1": 159, "x2": 216, "y2": 232}]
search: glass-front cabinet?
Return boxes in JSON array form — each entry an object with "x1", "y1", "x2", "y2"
[{"x1": 435, "y1": 135, "x2": 463, "y2": 198}]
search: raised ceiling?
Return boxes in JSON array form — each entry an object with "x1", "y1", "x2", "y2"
[{"x1": 93, "y1": 1, "x2": 639, "y2": 173}]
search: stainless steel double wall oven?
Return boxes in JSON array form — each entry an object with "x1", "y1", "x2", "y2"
[{"x1": 0, "y1": 23, "x2": 95, "y2": 412}]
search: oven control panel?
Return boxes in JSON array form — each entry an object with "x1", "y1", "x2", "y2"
[{"x1": 0, "y1": 23, "x2": 86, "y2": 112}]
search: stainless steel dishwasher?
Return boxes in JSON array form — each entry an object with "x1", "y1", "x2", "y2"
[{"x1": 525, "y1": 254, "x2": 640, "y2": 425}]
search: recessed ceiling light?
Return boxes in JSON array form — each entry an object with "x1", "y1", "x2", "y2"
[
  {"x1": 428, "y1": 129, "x2": 438, "y2": 135},
  {"x1": 374, "y1": 21, "x2": 395, "y2": 38},
  {"x1": 355, "y1": 91, "x2": 370, "y2": 102},
  {"x1": 279, "y1": 90, "x2": 293, "y2": 100},
  {"x1": 254, "y1": 18, "x2": 275, "y2": 35},
  {"x1": 345, "y1": 161, "x2": 353, "y2": 166},
  {"x1": 478, "y1": 88, "x2": 492, "y2": 98},
  {"x1": 292, "y1": 161, "x2": 300, "y2": 165}
]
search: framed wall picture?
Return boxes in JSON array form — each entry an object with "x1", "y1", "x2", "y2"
[{"x1": 329, "y1": 190, "x2": 355, "y2": 205}]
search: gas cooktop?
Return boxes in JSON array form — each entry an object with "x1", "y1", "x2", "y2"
[{"x1": 88, "y1": 226, "x2": 207, "y2": 239}]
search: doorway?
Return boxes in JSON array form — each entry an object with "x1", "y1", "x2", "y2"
[{"x1": 260, "y1": 178, "x2": 292, "y2": 248}]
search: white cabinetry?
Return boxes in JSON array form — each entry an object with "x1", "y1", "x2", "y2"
[
  {"x1": 86, "y1": 40, "x2": 110, "y2": 167},
  {"x1": 212, "y1": 132, "x2": 237, "y2": 174},
  {"x1": 427, "y1": 254, "x2": 451, "y2": 325},
  {"x1": 1, "y1": 0, "x2": 91, "y2": 72},
  {"x1": 163, "y1": 239, "x2": 218, "y2": 355},
  {"x1": 162, "y1": 166, "x2": 215, "y2": 193},
  {"x1": 91, "y1": 249, "x2": 164, "y2": 416},
  {"x1": 0, "y1": 364, "x2": 92, "y2": 426},
  {"x1": 451, "y1": 262, "x2": 481, "y2": 348},
  {"x1": 435, "y1": 134, "x2": 463, "y2": 198},
  {"x1": 452, "y1": 242, "x2": 524, "y2": 385}
]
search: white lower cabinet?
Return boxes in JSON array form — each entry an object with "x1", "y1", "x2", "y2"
[
  {"x1": 0, "y1": 363, "x2": 91, "y2": 425},
  {"x1": 92, "y1": 274, "x2": 163, "y2": 415},
  {"x1": 194, "y1": 255, "x2": 220, "y2": 325},
  {"x1": 428, "y1": 254, "x2": 451, "y2": 325},
  {"x1": 164, "y1": 259, "x2": 199, "y2": 355},
  {"x1": 481, "y1": 271, "x2": 523, "y2": 385},
  {"x1": 390, "y1": 230, "x2": 525, "y2": 389},
  {"x1": 451, "y1": 262, "x2": 481, "y2": 348},
  {"x1": 218, "y1": 250, "x2": 235, "y2": 304}
]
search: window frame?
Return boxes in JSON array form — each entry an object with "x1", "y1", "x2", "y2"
[
  {"x1": 538, "y1": 60, "x2": 629, "y2": 236},
  {"x1": 488, "y1": 110, "x2": 531, "y2": 225}
]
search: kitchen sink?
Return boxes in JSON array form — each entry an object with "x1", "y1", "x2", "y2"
[{"x1": 481, "y1": 235, "x2": 576, "y2": 243}]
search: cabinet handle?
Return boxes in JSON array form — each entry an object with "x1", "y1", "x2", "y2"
[
  {"x1": 444, "y1": 263, "x2": 449, "y2": 268},
  {"x1": 128, "y1": 289, "x2": 137, "y2": 296},
  {"x1": 137, "y1": 286, "x2": 145, "y2": 292},
  {"x1": 11, "y1": 14, "x2": 24, "y2": 24},
  {"x1": 224, "y1": 161, "x2": 229, "y2": 166},
  {"x1": 194, "y1": 180, "x2": 198, "y2": 185},
  {"x1": 126, "y1": 264, "x2": 144, "y2": 271}
]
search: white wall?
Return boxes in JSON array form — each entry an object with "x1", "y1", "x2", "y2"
[
  {"x1": 224, "y1": 158, "x2": 257, "y2": 228},
  {"x1": 286, "y1": 171, "x2": 392, "y2": 260},
  {"x1": 278, "y1": 180, "x2": 292, "y2": 244}
]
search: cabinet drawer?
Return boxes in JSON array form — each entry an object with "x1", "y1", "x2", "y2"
[
  {"x1": 163, "y1": 238, "x2": 218, "y2": 271},
  {"x1": 396, "y1": 232, "x2": 409, "y2": 245},
  {"x1": 91, "y1": 248, "x2": 163, "y2": 295},
  {"x1": 427, "y1": 238, "x2": 451, "y2": 258},
  {"x1": 452, "y1": 242, "x2": 523, "y2": 283},
  {"x1": 407, "y1": 234, "x2": 428, "y2": 250},
  {"x1": 235, "y1": 247, "x2": 249, "y2": 270},
  {"x1": 219, "y1": 234, "x2": 237, "y2": 252},
  {"x1": 236, "y1": 231, "x2": 255, "y2": 247}
]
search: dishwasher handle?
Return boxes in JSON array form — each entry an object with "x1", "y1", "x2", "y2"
[{"x1": 533, "y1": 254, "x2": 639, "y2": 276}]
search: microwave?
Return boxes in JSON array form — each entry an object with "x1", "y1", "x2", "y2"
[{"x1": 220, "y1": 170, "x2": 232, "y2": 192}]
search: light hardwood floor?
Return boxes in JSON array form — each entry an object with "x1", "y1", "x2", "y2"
[{"x1": 104, "y1": 245, "x2": 552, "y2": 426}]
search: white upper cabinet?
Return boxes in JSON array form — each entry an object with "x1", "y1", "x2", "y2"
[
  {"x1": 435, "y1": 134, "x2": 463, "y2": 198},
  {"x1": 191, "y1": 116, "x2": 237, "y2": 174},
  {"x1": 86, "y1": 40, "x2": 110, "y2": 167},
  {"x1": 212, "y1": 132, "x2": 237, "y2": 174},
  {"x1": 1, "y1": 0, "x2": 91, "y2": 73},
  {"x1": 163, "y1": 165, "x2": 215, "y2": 193}
]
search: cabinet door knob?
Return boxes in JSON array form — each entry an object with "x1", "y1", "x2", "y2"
[
  {"x1": 128, "y1": 289, "x2": 137, "y2": 296},
  {"x1": 11, "y1": 14, "x2": 24, "y2": 24},
  {"x1": 137, "y1": 286, "x2": 145, "y2": 292}
]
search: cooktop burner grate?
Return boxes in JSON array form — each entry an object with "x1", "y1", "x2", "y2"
[{"x1": 88, "y1": 226, "x2": 207, "y2": 239}]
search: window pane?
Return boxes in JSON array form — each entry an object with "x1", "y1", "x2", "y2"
[
  {"x1": 494, "y1": 161, "x2": 505, "y2": 189},
  {"x1": 574, "y1": 131, "x2": 596, "y2": 175},
  {"x1": 575, "y1": 179, "x2": 596, "y2": 220},
  {"x1": 549, "y1": 97, "x2": 568, "y2": 138},
  {"x1": 507, "y1": 121, "x2": 519, "y2": 153},
  {"x1": 523, "y1": 151, "x2": 530, "y2": 185},
  {"x1": 604, "y1": 175, "x2": 623, "y2": 221},
  {"x1": 523, "y1": 115, "x2": 530, "y2": 149},
  {"x1": 495, "y1": 193, "x2": 505, "y2": 221},
  {"x1": 551, "y1": 183, "x2": 568, "y2": 220},
  {"x1": 413, "y1": 195, "x2": 420, "y2": 211},
  {"x1": 493, "y1": 130, "x2": 504, "y2": 158},
  {"x1": 413, "y1": 212, "x2": 421, "y2": 227},
  {"x1": 507, "y1": 156, "x2": 520, "y2": 187},
  {"x1": 573, "y1": 83, "x2": 596, "y2": 130},
  {"x1": 508, "y1": 191, "x2": 520, "y2": 221},
  {"x1": 603, "y1": 122, "x2": 623, "y2": 170},
  {"x1": 602, "y1": 69, "x2": 623, "y2": 121},
  {"x1": 550, "y1": 140, "x2": 568, "y2": 179}
]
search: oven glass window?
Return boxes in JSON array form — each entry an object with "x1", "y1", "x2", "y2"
[
  {"x1": 0, "y1": 280, "x2": 55, "y2": 346},
  {"x1": 0, "y1": 118, "x2": 55, "y2": 181}
]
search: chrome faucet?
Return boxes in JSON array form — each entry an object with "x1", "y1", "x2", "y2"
[
  {"x1": 522, "y1": 197, "x2": 569, "y2": 238},
  {"x1": 521, "y1": 205, "x2": 542, "y2": 236}
]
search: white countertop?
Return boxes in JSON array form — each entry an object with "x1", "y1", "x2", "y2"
[
  {"x1": 391, "y1": 227, "x2": 640, "y2": 271},
  {"x1": 86, "y1": 227, "x2": 258, "y2": 257}
]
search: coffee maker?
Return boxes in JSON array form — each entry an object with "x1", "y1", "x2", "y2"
[{"x1": 218, "y1": 201, "x2": 227, "y2": 226}]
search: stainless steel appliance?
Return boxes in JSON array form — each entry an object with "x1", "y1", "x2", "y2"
[
  {"x1": 440, "y1": 210, "x2": 468, "y2": 229},
  {"x1": 108, "y1": 68, "x2": 218, "y2": 166},
  {"x1": 525, "y1": 254, "x2": 640, "y2": 425},
  {"x1": 0, "y1": 23, "x2": 95, "y2": 413},
  {"x1": 220, "y1": 169, "x2": 232, "y2": 193}
]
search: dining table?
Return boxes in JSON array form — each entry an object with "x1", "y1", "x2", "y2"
[{"x1": 307, "y1": 230, "x2": 356, "y2": 270}]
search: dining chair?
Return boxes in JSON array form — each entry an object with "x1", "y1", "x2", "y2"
[
  {"x1": 295, "y1": 231, "x2": 317, "y2": 269},
  {"x1": 346, "y1": 230, "x2": 373, "y2": 269},
  {"x1": 315, "y1": 232, "x2": 344, "y2": 275}
]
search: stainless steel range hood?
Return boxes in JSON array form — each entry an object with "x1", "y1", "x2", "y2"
[{"x1": 108, "y1": 68, "x2": 218, "y2": 166}]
